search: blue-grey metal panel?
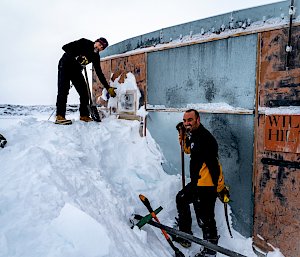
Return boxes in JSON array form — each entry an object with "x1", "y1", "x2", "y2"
[
  {"x1": 102, "y1": 1, "x2": 292, "y2": 57},
  {"x1": 147, "y1": 34, "x2": 257, "y2": 109},
  {"x1": 160, "y1": 1, "x2": 289, "y2": 43},
  {"x1": 147, "y1": 111, "x2": 254, "y2": 237}
]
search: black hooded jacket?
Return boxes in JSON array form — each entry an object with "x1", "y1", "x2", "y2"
[
  {"x1": 62, "y1": 38, "x2": 109, "y2": 89},
  {"x1": 185, "y1": 124, "x2": 220, "y2": 188}
]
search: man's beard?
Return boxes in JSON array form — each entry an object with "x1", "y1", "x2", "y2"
[{"x1": 185, "y1": 126, "x2": 192, "y2": 132}]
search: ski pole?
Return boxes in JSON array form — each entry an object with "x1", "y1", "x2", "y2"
[
  {"x1": 48, "y1": 109, "x2": 55, "y2": 121},
  {"x1": 176, "y1": 123, "x2": 185, "y2": 188},
  {"x1": 180, "y1": 130, "x2": 185, "y2": 188},
  {"x1": 139, "y1": 194, "x2": 185, "y2": 257}
]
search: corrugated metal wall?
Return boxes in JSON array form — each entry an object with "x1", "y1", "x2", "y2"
[
  {"x1": 101, "y1": 1, "x2": 290, "y2": 57},
  {"x1": 146, "y1": 34, "x2": 258, "y2": 237},
  {"x1": 147, "y1": 112, "x2": 255, "y2": 237},
  {"x1": 147, "y1": 35, "x2": 257, "y2": 109}
]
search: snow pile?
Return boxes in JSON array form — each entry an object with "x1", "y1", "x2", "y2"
[
  {"x1": 258, "y1": 106, "x2": 300, "y2": 115},
  {"x1": 0, "y1": 107, "x2": 285, "y2": 257}
]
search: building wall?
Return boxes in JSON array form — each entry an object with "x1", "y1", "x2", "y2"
[
  {"x1": 101, "y1": 1, "x2": 292, "y2": 57},
  {"x1": 253, "y1": 26, "x2": 300, "y2": 257},
  {"x1": 147, "y1": 112, "x2": 255, "y2": 237},
  {"x1": 94, "y1": 1, "x2": 300, "y2": 255},
  {"x1": 92, "y1": 54, "x2": 146, "y2": 106},
  {"x1": 146, "y1": 34, "x2": 258, "y2": 237},
  {"x1": 147, "y1": 35, "x2": 257, "y2": 109}
]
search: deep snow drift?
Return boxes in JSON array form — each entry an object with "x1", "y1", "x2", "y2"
[{"x1": 0, "y1": 106, "x2": 284, "y2": 257}]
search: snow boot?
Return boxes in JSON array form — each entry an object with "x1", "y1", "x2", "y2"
[
  {"x1": 173, "y1": 236, "x2": 192, "y2": 248},
  {"x1": 55, "y1": 115, "x2": 72, "y2": 125},
  {"x1": 194, "y1": 248, "x2": 216, "y2": 257},
  {"x1": 80, "y1": 116, "x2": 93, "y2": 122},
  {"x1": 172, "y1": 217, "x2": 192, "y2": 248},
  {"x1": 194, "y1": 237, "x2": 218, "y2": 257}
]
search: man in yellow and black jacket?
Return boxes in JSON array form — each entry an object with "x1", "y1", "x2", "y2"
[{"x1": 175, "y1": 109, "x2": 224, "y2": 257}]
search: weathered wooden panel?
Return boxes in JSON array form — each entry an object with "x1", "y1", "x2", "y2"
[
  {"x1": 111, "y1": 54, "x2": 146, "y2": 106},
  {"x1": 254, "y1": 114, "x2": 300, "y2": 256},
  {"x1": 93, "y1": 54, "x2": 146, "y2": 106},
  {"x1": 254, "y1": 25, "x2": 300, "y2": 257},
  {"x1": 264, "y1": 115, "x2": 300, "y2": 153},
  {"x1": 259, "y1": 26, "x2": 300, "y2": 107},
  {"x1": 92, "y1": 60, "x2": 111, "y2": 105}
]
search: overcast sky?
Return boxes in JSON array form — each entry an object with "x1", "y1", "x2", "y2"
[{"x1": 0, "y1": 0, "x2": 284, "y2": 105}]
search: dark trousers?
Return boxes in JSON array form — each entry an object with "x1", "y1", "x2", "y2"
[
  {"x1": 176, "y1": 182, "x2": 218, "y2": 242},
  {"x1": 56, "y1": 53, "x2": 89, "y2": 117}
]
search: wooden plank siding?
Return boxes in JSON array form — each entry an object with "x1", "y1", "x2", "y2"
[
  {"x1": 253, "y1": 25, "x2": 300, "y2": 257},
  {"x1": 92, "y1": 53, "x2": 147, "y2": 107}
]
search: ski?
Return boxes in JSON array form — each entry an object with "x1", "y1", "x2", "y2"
[
  {"x1": 133, "y1": 213, "x2": 247, "y2": 257},
  {"x1": 131, "y1": 206, "x2": 163, "y2": 229},
  {"x1": 139, "y1": 194, "x2": 185, "y2": 257}
]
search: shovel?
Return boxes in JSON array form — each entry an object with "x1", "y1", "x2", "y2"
[{"x1": 83, "y1": 66, "x2": 101, "y2": 122}]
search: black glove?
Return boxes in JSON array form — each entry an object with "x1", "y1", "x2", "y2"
[
  {"x1": 176, "y1": 122, "x2": 185, "y2": 132},
  {"x1": 217, "y1": 185, "x2": 230, "y2": 203},
  {"x1": 76, "y1": 55, "x2": 89, "y2": 66},
  {"x1": 0, "y1": 134, "x2": 7, "y2": 148}
]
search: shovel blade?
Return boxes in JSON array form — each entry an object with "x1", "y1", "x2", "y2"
[{"x1": 88, "y1": 105, "x2": 101, "y2": 122}]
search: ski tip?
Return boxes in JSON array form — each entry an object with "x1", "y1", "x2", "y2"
[{"x1": 139, "y1": 194, "x2": 146, "y2": 201}]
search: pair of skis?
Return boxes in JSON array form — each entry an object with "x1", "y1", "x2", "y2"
[{"x1": 133, "y1": 194, "x2": 247, "y2": 257}]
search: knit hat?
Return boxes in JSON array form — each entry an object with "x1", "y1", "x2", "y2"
[{"x1": 96, "y1": 37, "x2": 108, "y2": 49}]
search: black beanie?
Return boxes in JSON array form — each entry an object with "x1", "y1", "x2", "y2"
[{"x1": 96, "y1": 37, "x2": 108, "y2": 49}]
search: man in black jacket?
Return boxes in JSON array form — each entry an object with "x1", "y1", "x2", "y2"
[
  {"x1": 175, "y1": 109, "x2": 223, "y2": 257},
  {"x1": 55, "y1": 37, "x2": 116, "y2": 125}
]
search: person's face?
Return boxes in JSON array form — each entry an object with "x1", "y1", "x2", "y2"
[
  {"x1": 183, "y1": 111, "x2": 200, "y2": 132},
  {"x1": 94, "y1": 41, "x2": 104, "y2": 53}
]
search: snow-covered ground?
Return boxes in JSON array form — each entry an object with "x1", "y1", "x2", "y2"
[{"x1": 0, "y1": 105, "x2": 284, "y2": 257}]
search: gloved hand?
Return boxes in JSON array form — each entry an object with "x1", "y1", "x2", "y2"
[
  {"x1": 76, "y1": 55, "x2": 89, "y2": 66},
  {"x1": 107, "y1": 87, "x2": 116, "y2": 97},
  {"x1": 176, "y1": 122, "x2": 185, "y2": 132},
  {"x1": 217, "y1": 185, "x2": 230, "y2": 203},
  {"x1": 176, "y1": 122, "x2": 185, "y2": 144},
  {"x1": 0, "y1": 134, "x2": 7, "y2": 148}
]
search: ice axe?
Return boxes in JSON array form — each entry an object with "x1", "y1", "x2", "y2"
[
  {"x1": 176, "y1": 122, "x2": 185, "y2": 188},
  {"x1": 83, "y1": 66, "x2": 101, "y2": 122},
  {"x1": 139, "y1": 194, "x2": 185, "y2": 257}
]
